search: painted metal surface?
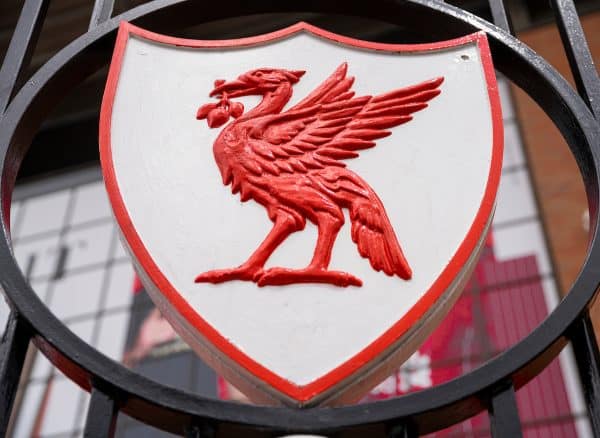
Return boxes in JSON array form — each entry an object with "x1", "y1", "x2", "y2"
[
  {"x1": 100, "y1": 22, "x2": 501, "y2": 406},
  {"x1": 0, "y1": 0, "x2": 597, "y2": 435}
]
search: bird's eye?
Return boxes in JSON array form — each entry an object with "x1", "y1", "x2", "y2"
[{"x1": 256, "y1": 72, "x2": 263, "y2": 77}]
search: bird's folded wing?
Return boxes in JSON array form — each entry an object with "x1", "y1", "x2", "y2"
[{"x1": 241, "y1": 63, "x2": 444, "y2": 177}]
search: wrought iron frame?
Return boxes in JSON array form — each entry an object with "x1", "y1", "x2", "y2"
[{"x1": 0, "y1": 0, "x2": 598, "y2": 437}]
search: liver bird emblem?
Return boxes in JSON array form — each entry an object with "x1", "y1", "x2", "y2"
[{"x1": 195, "y1": 63, "x2": 443, "y2": 287}]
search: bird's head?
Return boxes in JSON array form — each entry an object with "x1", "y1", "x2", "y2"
[{"x1": 210, "y1": 68, "x2": 306, "y2": 98}]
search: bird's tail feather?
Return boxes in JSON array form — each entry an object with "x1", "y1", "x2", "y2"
[{"x1": 349, "y1": 195, "x2": 412, "y2": 280}]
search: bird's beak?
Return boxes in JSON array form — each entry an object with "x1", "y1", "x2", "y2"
[{"x1": 210, "y1": 78, "x2": 255, "y2": 98}]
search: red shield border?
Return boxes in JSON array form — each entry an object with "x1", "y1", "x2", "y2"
[{"x1": 100, "y1": 21, "x2": 503, "y2": 406}]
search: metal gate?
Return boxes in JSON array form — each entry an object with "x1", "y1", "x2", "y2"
[{"x1": 0, "y1": 0, "x2": 599, "y2": 437}]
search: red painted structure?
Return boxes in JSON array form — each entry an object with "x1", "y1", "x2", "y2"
[{"x1": 363, "y1": 236, "x2": 579, "y2": 436}]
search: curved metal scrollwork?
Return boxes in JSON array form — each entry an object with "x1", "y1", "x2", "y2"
[{"x1": 0, "y1": 0, "x2": 598, "y2": 436}]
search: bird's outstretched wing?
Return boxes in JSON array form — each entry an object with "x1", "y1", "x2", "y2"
[{"x1": 239, "y1": 62, "x2": 443, "y2": 176}]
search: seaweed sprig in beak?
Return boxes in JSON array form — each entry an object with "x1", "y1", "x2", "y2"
[{"x1": 196, "y1": 88, "x2": 244, "y2": 128}]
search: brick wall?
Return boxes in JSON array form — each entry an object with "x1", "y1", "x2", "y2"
[{"x1": 511, "y1": 12, "x2": 599, "y2": 319}]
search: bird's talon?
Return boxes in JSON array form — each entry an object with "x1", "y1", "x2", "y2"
[
  {"x1": 257, "y1": 268, "x2": 362, "y2": 287},
  {"x1": 195, "y1": 266, "x2": 263, "y2": 284},
  {"x1": 252, "y1": 269, "x2": 265, "y2": 282}
]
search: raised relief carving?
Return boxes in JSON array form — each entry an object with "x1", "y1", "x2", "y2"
[{"x1": 195, "y1": 63, "x2": 443, "y2": 287}]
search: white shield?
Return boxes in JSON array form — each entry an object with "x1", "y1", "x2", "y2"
[{"x1": 100, "y1": 22, "x2": 502, "y2": 407}]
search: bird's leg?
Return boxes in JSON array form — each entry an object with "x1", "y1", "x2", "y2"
[
  {"x1": 257, "y1": 215, "x2": 363, "y2": 287},
  {"x1": 195, "y1": 213, "x2": 300, "y2": 284},
  {"x1": 307, "y1": 217, "x2": 341, "y2": 270}
]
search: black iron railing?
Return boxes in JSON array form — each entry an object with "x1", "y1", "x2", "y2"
[{"x1": 0, "y1": 1, "x2": 599, "y2": 437}]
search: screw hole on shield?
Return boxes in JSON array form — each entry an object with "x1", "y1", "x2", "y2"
[{"x1": 460, "y1": 54, "x2": 470, "y2": 61}]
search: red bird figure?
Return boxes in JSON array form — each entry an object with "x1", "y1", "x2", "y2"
[{"x1": 195, "y1": 63, "x2": 443, "y2": 287}]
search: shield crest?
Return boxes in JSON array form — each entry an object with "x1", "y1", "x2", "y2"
[{"x1": 100, "y1": 22, "x2": 502, "y2": 407}]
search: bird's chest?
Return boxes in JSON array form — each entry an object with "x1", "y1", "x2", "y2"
[{"x1": 213, "y1": 128, "x2": 256, "y2": 184}]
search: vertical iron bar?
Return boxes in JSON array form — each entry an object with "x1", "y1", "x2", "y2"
[
  {"x1": 0, "y1": 313, "x2": 31, "y2": 437},
  {"x1": 184, "y1": 422, "x2": 216, "y2": 438},
  {"x1": 0, "y1": 0, "x2": 49, "y2": 115},
  {"x1": 568, "y1": 312, "x2": 600, "y2": 436},
  {"x1": 550, "y1": 0, "x2": 600, "y2": 118},
  {"x1": 386, "y1": 422, "x2": 418, "y2": 438},
  {"x1": 488, "y1": 382, "x2": 523, "y2": 437},
  {"x1": 83, "y1": 386, "x2": 118, "y2": 438},
  {"x1": 89, "y1": 0, "x2": 116, "y2": 30},
  {"x1": 487, "y1": 0, "x2": 513, "y2": 34}
]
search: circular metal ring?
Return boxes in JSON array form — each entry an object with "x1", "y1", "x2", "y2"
[{"x1": 0, "y1": 0, "x2": 598, "y2": 435}]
